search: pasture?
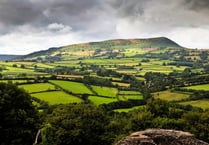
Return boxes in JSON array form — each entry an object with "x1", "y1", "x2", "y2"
[
  {"x1": 34, "y1": 63, "x2": 54, "y2": 68},
  {"x1": 1, "y1": 66, "x2": 46, "y2": 76},
  {"x1": 118, "y1": 95, "x2": 143, "y2": 100},
  {"x1": 19, "y1": 83, "x2": 56, "y2": 93},
  {"x1": 179, "y1": 99, "x2": 209, "y2": 110},
  {"x1": 49, "y1": 80, "x2": 93, "y2": 94},
  {"x1": 152, "y1": 90, "x2": 190, "y2": 101},
  {"x1": 91, "y1": 86, "x2": 118, "y2": 97},
  {"x1": 0, "y1": 80, "x2": 32, "y2": 84},
  {"x1": 182, "y1": 84, "x2": 209, "y2": 91},
  {"x1": 88, "y1": 96, "x2": 118, "y2": 106},
  {"x1": 114, "y1": 105, "x2": 145, "y2": 112},
  {"x1": 112, "y1": 82, "x2": 130, "y2": 87},
  {"x1": 32, "y1": 91, "x2": 82, "y2": 105},
  {"x1": 119, "y1": 91, "x2": 141, "y2": 95}
]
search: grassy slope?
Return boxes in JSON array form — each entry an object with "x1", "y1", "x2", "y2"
[
  {"x1": 182, "y1": 84, "x2": 209, "y2": 91},
  {"x1": 19, "y1": 83, "x2": 56, "y2": 93},
  {"x1": 118, "y1": 95, "x2": 143, "y2": 100},
  {"x1": 49, "y1": 80, "x2": 93, "y2": 94},
  {"x1": 114, "y1": 105, "x2": 146, "y2": 112},
  {"x1": 21, "y1": 37, "x2": 182, "y2": 60},
  {"x1": 152, "y1": 91, "x2": 190, "y2": 101},
  {"x1": 91, "y1": 86, "x2": 118, "y2": 97},
  {"x1": 31, "y1": 91, "x2": 82, "y2": 105},
  {"x1": 88, "y1": 96, "x2": 118, "y2": 106},
  {"x1": 179, "y1": 99, "x2": 209, "y2": 110}
]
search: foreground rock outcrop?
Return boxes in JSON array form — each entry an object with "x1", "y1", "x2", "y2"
[{"x1": 116, "y1": 129, "x2": 209, "y2": 145}]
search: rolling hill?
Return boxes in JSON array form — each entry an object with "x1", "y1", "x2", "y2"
[{"x1": 20, "y1": 37, "x2": 184, "y2": 61}]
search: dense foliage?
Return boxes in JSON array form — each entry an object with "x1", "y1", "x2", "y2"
[
  {"x1": 44, "y1": 104, "x2": 110, "y2": 145},
  {"x1": 0, "y1": 83, "x2": 40, "y2": 145},
  {"x1": 34, "y1": 99, "x2": 209, "y2": 145}
]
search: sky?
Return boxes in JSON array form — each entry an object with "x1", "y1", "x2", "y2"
[{"x1": 0, "y1": 0, "x2": 209, "y2": 55}]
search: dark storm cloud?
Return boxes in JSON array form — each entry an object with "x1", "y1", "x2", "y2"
[
  {"x1": 1, "y1": 0, "x2": 209, "y2": 30},
  {"x1": 184, "y1": 0, "x2": 209, "y2": 10},
  {"x1": 0, "y1": 0, "x2": 209, "y2": 54},
  {"x1": 1, "y1": 0, "x2": 208, "y2": 33},
  {"x1": 0, "y1": 0, "x2": 43, "y2": 26},
  {"x1": 0, "y1": 0, "x2": 105, "y2": 32}
]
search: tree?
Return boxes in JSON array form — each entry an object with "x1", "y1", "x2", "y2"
[
  {"x1": 0, "y1": 83, "x2": 40, "y2": 145},
  {"x1": 146, "y1": 99, "x2": 169, "y2": 117},
  {"x1": 204, "y1": 64, "x2": 209, "y2": 73},
  {"x1": 38, "y1": 123, "x2": 55, "y2": 145},
  {"x1": 126, "y1": 110, "x2": 153, "y2": 131},
  {"x1": 20, "y1": 64, "x2": 25, "y2": 68},
  {"x1": 34, "y1": 65, "x2": 38, "y2": 70},
  {"x1": 162, "y1": 62, "x2": 166, "y2": 66},
  {"x1": 199, "y1": 51, "x2": 208, "y2": 61},
  {"x1": 12, "y1": 64, "x2": 17, "y2": 67},
  {"x1": 46, "y1": 104, "x2": 110, "y2": 145}
]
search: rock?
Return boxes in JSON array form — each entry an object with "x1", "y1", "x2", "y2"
[{"x1": 116, "y1": 129, "x2": 209, "y2": 145}]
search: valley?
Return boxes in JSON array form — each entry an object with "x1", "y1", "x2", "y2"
[
  {"x1": 0, "y1": 37, "x2": 209, "y2": 111},
  {"x1": 1, "y1": 37, "x2": 209, "y2": 144}
]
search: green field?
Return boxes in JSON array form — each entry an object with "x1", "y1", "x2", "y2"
[
  {"x1": 49, "y1": 80, "x2": 93, "y2": 94},
  {"x1": 112, "y1": 82, "x2": 130, "y2": 87},
  {"x1": 1, "y1": 66, "x2": 46, "y2": 76},
  {"x1": 153, "y1": 91, "x2": 190, "y2": 101},
  {"x1": 32, "y1": 91, "x2": 82, "y2": 105},
  {"x1": 119, "y1": 91, "x2": 141, "y2": 95},
  {"x1": 114, "y1": 105, "x2": 145, "y2": 112},
  {"x1": 19, "y1": 83, "x2": 56, "y2": 93},
  {"x1": 88, "y1": 96, "x2": 118, "y2": 106},
  {"x1": 0, "y1": 80, "x2": 32, "y2": 84},
  {"x1": 34, "y1": 63, "x2": 55, "y2": 68},
  {"x1": 179, "y1": 99, "x2": 209, "y2": 110},
  {"x1": 182, "y1": 84, "x2": 209, "y2": 91},
  {"x1": 118, "y1": 95, "x2": 143, "y2": 100},
  {"x1": 91, "y1": 86, "x2": 118, "y2": 97}
]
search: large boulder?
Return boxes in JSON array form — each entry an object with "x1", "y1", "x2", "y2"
[{"x1": 116, "y1": 129, "x2": 209, "y2": 145}]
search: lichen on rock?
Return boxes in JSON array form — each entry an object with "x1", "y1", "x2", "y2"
[{"x1": 116, "y1": 129, "x2": 209, "y2": 145}]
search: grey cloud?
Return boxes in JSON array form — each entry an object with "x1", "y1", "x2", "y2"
[
  {"x1": 106, "y1": 0, "x2": 146, "y2": 18},
  {"x1": 0, "y1": 0, "x2": 106, "y2": 33},
  {"x1": 0, "y1": 0, "x2": 209, "y2": 55},
  {"x1": 108, "y1": 0, "x2": 209, "y2": 28},
  {"x1": 0, "y1": 0, "x2": 43, "y2": 26},
  {"x1": 184, "y1": 0, "x2": 209, "y2": 10}
]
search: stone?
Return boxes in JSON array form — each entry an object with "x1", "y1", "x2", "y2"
[{"x1": 116, "y1": 129, "x2": 209, "y2": 145}]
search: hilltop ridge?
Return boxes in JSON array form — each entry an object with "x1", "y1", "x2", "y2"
[{"x1": 20, "y1": 37, "x2": 183, "y2": 61}]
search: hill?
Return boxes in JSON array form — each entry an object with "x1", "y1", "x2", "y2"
[
  {"x1": 0, "y1": 55, "x2": 21, "y2": 61},
  {"x1": 20, "y1": 37, "x2": 183, "y2": 61}
]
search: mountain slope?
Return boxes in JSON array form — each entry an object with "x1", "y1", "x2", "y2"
[{"x1": 20, "y1": 37, "x2": 184, "y2": 61}]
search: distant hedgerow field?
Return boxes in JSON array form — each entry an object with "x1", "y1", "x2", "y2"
[{"x1": 182, "y1": 84, "x2": 209, "y2": 91}]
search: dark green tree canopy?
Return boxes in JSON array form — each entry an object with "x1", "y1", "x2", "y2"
[
  {"x1": 46, "y1": 104, "x2": 110, "y2": 145},
  {"x1": 0, "y1": 83, "x2": 40, "y2": 145}
]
